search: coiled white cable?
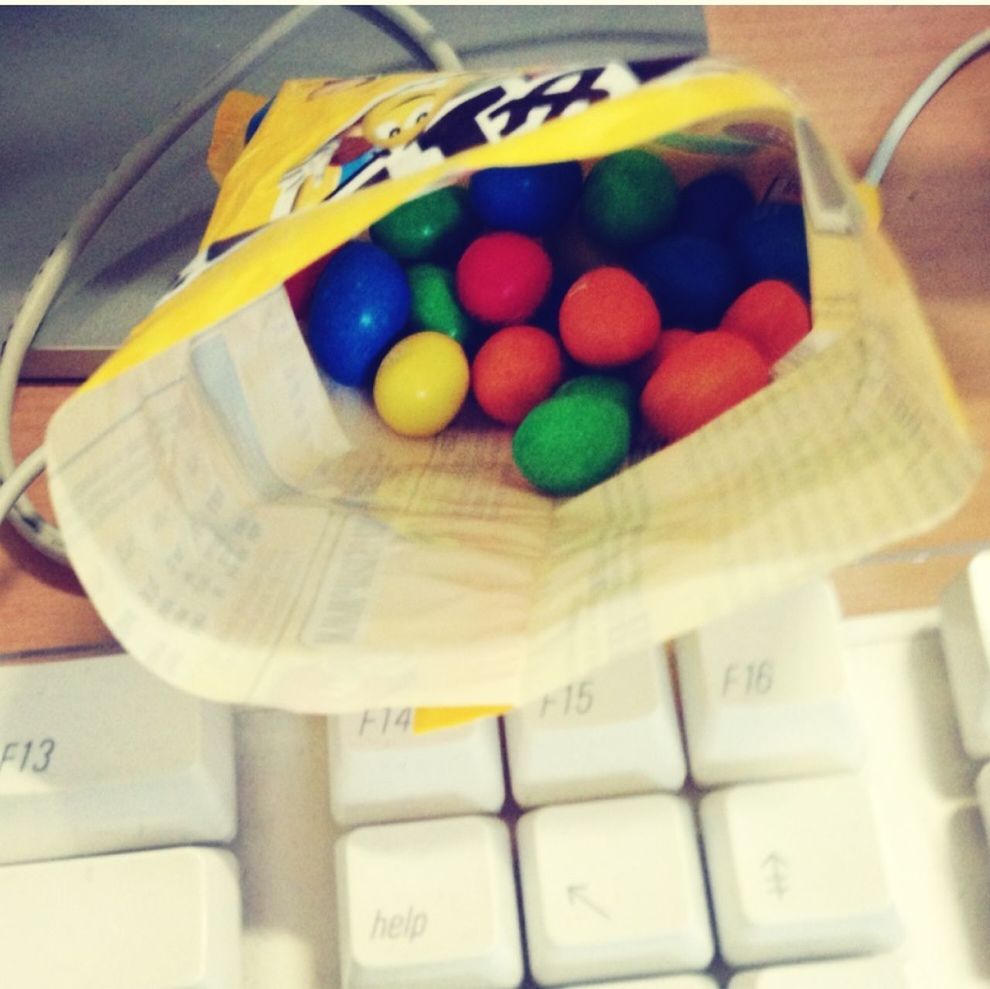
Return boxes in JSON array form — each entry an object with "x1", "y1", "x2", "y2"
[
  {"x1": 372, "y1": 4, "x2": 464, "y2": 72},
  {"x1": 0, "y1": 5, "x2": 323, "y2": 562},
  {"x1": 0, "y1": 447, "x2": 47, "y2": 532},
  {"x1": 864, "y1": 26, "x2": 990, "y2": 186},
  {"x1": 0, "y1": 5, "x2": 460, "y2": 564}
]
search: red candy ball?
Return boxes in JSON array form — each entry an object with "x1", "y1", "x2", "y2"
[
  {"x1": 471, "y1": 325, "x2": 564, "y2": 426},
  {"x1": 719, "y1": 279, "x2": 811, "y2": 364},
  {"x1": 456, "y1": 232, "x2": 553, "y2": 325},
  {"x1": 559, "y1": 266, "x2": 660, "y2": 368},
  {"x1": 639, "y1": 330, "x2": 771, "y2": 442},
  {"x1": 285, "y1": 252, "x2": 333, "y2": 319}
]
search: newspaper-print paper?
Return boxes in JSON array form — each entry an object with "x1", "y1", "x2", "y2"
[{"x1": 44, "y1": 58, "x2": 982, "y2": 722}]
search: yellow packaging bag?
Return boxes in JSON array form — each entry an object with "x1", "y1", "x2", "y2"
[{"x1": 44, "y1": 57, "x2": 981, "y2": 726}]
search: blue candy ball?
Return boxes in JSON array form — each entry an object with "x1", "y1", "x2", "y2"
[
  {"x1": 730, "y1": 202, "x2": 810, "y2": 297},
  {"x1": 633, "y1": 234, "x2": 743, "y2": 330},
  {"x1": 308, "y1": 241, "x2": 411, "y2": 387},
  {"x1": 675, "y1": 171, "x2": 755, "y2": 241},
  {"x1": 245, "y1": 98, "x2": 273, "y2": 144},
  {"x1": 469, "y1": 161, "x2": 584, "y2": 236}
]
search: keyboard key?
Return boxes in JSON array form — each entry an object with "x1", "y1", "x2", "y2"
[
  {"x1": 335, "y1": 815, "x2": 523, "y2": 989},
  {"x1": 939, "y1": 551, "x2": 990, "y2": 758},
  {"x1": 726, "y1": 953, "x2": 910, "y2": 987},
  {"x1": 516, "y1": 794, "x2": 713, "y2": 985},
  {"x1": 699, "y1": 774, "x2": 900, "y2": 967},
  {"x1": 0, "y1": 654, "x2": 236, "y2": 865},
  {"x1": 570, "y1": 979, "x2": 719, "y2": 989},
  {"x1": 0, "y1": 846, "x2": 242, "y2": 989},
  {"x1": 977, "y1": 762, "x2": 990, "y2": 839},
  {"x1": 504, "y1": 652, "x2": 686, "y2": 807},
  {"x1": 675, "y1": 580, "x2": 863, "y2": 785},
  {"x1": 326, "y1": 706, "x2": 504, "y2": 825}
]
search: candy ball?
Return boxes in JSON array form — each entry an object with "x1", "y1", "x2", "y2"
[
  {"x1": 370, "y1": 185, "x2": 474, "y2": 262},
  {"x1": 639, "y1": 330, "x2": 770, "y2": 442},
  {"x1": 471, "y1": 325, "x2": 564, "y2": 426},
  {"x1": 244, "y1": 98, "x2": 273, "y2": 144},
  {"x1": 373, "y1": 331, "x2": 469, "y2": 437},
  {"x1": 555, "y1": 373, "x2": 637, "y2": 416},
  {"x1": 456, "y1": 232, "x2": 553, "y2": 325},
  {"x1": 529, "y1": 273, "x2": 571, "y2": 335},
  {"x1": 675, "y1": 171, "x2": 755, "y2": 240},
  {"x1": 720, "y1": 279, "x2": 812, "y2": 364},
  {"x1": 580, "y1": 149, "x2": 678, "y2": 250},
  {"x1": 285, "y1": 252, "x2": 332, "y2": 319},
  {"x1": 633, "y1": 234, "x2": 742, "y2": 329},
  {"x1": 469, "y1": 161, "x2": 584, "y2": 235},
  {"x1": 730, "y1": 202, "x2": 810, "y2": 296},
  {"x1": 559, "y1": 266, "x2": 661, "y2": 368},
  {"x1": 407, "y1": 263, "x2": 476, "y2": 347},
  {"x1": 513, "y1": 393, "x2": 632, "y2": 496},
  {"x1": 308, "y1": 241, "x2": 411, "y2": 386},
  {"x1": 657, "y1": 328, "x2": 699, "y2": 357},
  {"x1": 630, "y1": 328, "x2": 697, "y2": 385}
]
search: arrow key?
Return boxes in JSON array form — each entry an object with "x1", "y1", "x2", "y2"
[
  {"x1": 699, "y1": 775, "x2": 901, "y2": 967},
  {"x1": 516, "y1": 794, "x2": 713, "y2": 985}
]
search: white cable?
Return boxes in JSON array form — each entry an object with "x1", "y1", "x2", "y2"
[
  {"x1": 0, "y1": 5, "x2": 460, "y2": 563},
  {"x1": 371, "y1": 5, "x2": 464, "y2": 72},
  {"x1": 0, "y1": 447, "x2": 47, "y2": 531},
  {"x1": 0, "y1": 6, "x2": 323, "y2": 562},
  {"x1": 864, "y1": 26, "x2": 990, "y2": 186}
]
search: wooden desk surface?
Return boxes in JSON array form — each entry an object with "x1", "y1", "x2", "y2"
[{"x1": 2, "y1": 6, "x2": 989, "y2": 654}]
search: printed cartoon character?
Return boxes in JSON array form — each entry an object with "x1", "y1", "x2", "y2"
[
  {"x1": 171, "y1": 60, "x2": 685, "y2": 301},
  {"x1": 273, "y1": 75, "x2": 476, "y2": 219}
]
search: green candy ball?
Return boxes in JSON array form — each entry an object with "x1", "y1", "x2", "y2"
[
  {"x1": 555, "y1": 374, "x2": 637, "y2": 416},
  {"x1": 513, "y1": 393, "x2": 632, "y2": 496},
  {"x1": 581, "y1": 149, "x2": 678, "y2": 250},
  {"x1": 406, "y1": 264, "x2": 476, "y2": 347},
  {"x1": 370, "y1": 186, "x2": 473, "y2": 262}
]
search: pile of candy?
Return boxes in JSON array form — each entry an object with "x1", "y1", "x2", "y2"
[{"x1": 287, "y1": 150, "x2": 812, "y2": 496}]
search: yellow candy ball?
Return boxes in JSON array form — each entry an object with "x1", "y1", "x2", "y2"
[{"x1": 373, "y1": 331, "x2": 470, "y2": 437}]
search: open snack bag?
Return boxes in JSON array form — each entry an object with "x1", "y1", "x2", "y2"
[{"x1": 44, "y1": 56, "x2": 982, "y2": 728}]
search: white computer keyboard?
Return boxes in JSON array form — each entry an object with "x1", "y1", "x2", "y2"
[{"x1": 3, "y1": 555, "x2": 990, "y2": 989}]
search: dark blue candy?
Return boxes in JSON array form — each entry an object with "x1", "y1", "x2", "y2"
[
  {"x1": 308, "y1": 242, "x2": 411, "y2": 387},
  {"x1": 675, "y1": 171, "x2": 755, "y2": 241},
  {"x1": 245, "y1": 98, "x2": 273, "y2": 144},
  {"x1": 469, "y1": 161, "x2": 584, "y2": 236},
  {"x1": 730, "y1": 202, "x2": 810, "y2": 297},
  {"x1": 530, "y1": 271, "x2": 572, "y2": 337},
  {"x1": 633, "y1": 234, "x2": 743, "y2": 330}
]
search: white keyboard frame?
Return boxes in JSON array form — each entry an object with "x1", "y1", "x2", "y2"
[{"x1": 224, "y1": 607, "x2": 990, "y2": 988}]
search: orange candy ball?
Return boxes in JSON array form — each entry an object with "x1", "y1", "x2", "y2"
[
  {"x1": 630, "y1": 328, "x2": 697, "y2": 385},
  {"x1": 719, "y1": 279, "x2": 811, "y2": 364},
  {"x1": 471, "y1": 325, "x2": 564, "y2": 426},
  {"x1": 559, "y1": 266, "x2": 661, "y2": 368},
  {"x1": 639, "y1": 330, "x2": 771, "y2": 442}
]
